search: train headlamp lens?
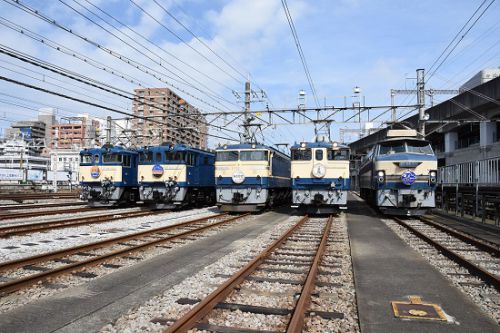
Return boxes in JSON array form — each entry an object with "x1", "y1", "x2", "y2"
[
  {"x1": 430, "y1": 171, "x2": 437, "y2": 177},
  {"x1": 377, "y1": 171, "x2": 385, "y2": 177},
  {"x1": 332, "y1": 142, "x2": 338, "y2": 148},
  {"x1": 301, "y1": 142, "x2": 306, "y2": 148}
]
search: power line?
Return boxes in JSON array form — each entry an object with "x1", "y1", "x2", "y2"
[
  {"x1": 1, "y1": 0, "x2": 234, "y2": 114},
  {"x1": 280, "y1": 0, "x2": 320, "y2": 108},
  {"x1": 426, "y1": 0, "x2": 496, "y2": 82},
  {"x1": 60, "y1": 0, "x2": 238, "y2": 110},
  {"x1": 0, "y1": 75, "x2": 239, "y2": 142},
  {"x1": 0, "y1": 46, "x2": 242, "y2": 138},
  {"x1": 128, "y1": 0, "x2": 243, "y2": 85}
]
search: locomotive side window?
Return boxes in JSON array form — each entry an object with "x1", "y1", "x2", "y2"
[
  {"x1": 103, "y1": 153, "x2": 122, "y2": 164},
  {"x1": 216, "y1": 151, "x2": 239, "y2": 161},
  {"x1": 315, "y1": 149, "x2": 323, "y2": 161},
  {"x1": 291, "y1": 149, "x2": 312, "y2": 160},
  {"x1": 240, "y1": 151, "x2": 268, "y2": 161},
  {"x1": 155, "y1": 152, "x2": 162, "y2": 162},
  {"x1": 203, "y1": 156, "x2": 209, "y2": 165},
  {"x1": 327, "y1": 149, "x2": 349, "y2": 160}
]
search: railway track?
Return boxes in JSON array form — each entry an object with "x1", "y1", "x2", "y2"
[
  {"x1": 0, "y1": 209, "x2": 154, "y2": 237},
  {"x1": 0, "y1": 192, "x2": 78, "y2": 202},
  {"x1": 0, "y1": 213, "x2": 247, "y2": 295},
  {"x1": 393, "y1": 217, "x2": 500, "y2": 292},
  {"x1": 0, "y1": 201, "x2": 86, "y2": 211},
  {"x1": 0, "y1": 206, "x2": 96, "y2": 220},
  {"x1": 163, "y1": 215, "x2": 343, "y2": 333}
]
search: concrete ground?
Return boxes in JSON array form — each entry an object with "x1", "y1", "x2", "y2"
[
  {"x1": 348, "y1": 194, "x2": 499, "y2": 333},
  {"x1": 0, "y1": 210, "x2": 292, "y2": 333}
]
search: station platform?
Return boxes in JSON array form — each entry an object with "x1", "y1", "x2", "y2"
[{"x1": 348, "y1": 194, "x2": 499, "y2": 333}]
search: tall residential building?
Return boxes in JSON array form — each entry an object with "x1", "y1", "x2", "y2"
[
  {"x1": 50, "y1": 115, "x2": 100, "y2": 149},
  {"x1": 132, "y1": 88, "x2": 208, "y2": 148},
  {"x1": 38, "y1": 108, "x2": 57, "y2": 146}
]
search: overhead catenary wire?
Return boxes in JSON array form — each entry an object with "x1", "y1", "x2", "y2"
[
  {"x1": 280, "y1": 0, "x2": 320, "y2": 108},
  {"x1": 1, "y1": 0, "x2": 234, "y2": 114},
  {"x1": 0, "y1": 46, "x2": 243, "y2": 138},
  {"x1": 0, "y1": 75, "x2": 239, "y2": 142},
  {"x1": 426, "y1": 0, "x2": 496, "y2": 82},
  {"x1": 60, "y1": 0, "x2": 239, "y2": 110}
]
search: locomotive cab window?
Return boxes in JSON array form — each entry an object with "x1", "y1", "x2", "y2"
[
  {"x1": 407, "y1": 141, "x2": 434, "y2": 154},
  {"x1": 139, "y1": 152, "x2": 153, "y2": 163},
  {"x1": 328, "y1": 149, "x2": 349, "y2": 160},
  {"x1": 240, "y1": 150, "x2": 268, "y2": 161},
  {"x1": 379, "y1": 141, "x2": 405, "y2": 155},
  {"x1": 155, "y1": 152, "x2": 162, "y2": 162},
  {"x1": 80, "y1": 154, "x2": 93, "y2": 164},
  {"x1": 103, "y1": 153, "x2": 122, "y2": 164},
  {"x1": 291, "y1": 149, "x2": 312, "y2": 160},
  {"x1": 315, "y1": 149, "x2": 323, "y2": 161},
  {"x1": 216, "y1": 151, "x2": 239, "y2": 161}
]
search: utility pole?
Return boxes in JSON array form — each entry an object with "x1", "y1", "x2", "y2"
[
  {"x1": 106, "y1": 116, "x2": 112, "y2": 145},
  {"x1": 244, "y1": 80, "x2": 251, "y2": 142},
  {"x1": 416, "y1": 69, "x2": 426, "y2": 136}
]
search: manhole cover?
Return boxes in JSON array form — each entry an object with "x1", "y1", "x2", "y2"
[{"x1": 391, "y1": 296, "x2": 446, "y2": 321}]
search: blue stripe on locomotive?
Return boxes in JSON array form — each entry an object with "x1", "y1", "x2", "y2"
[
  {"x1": 216, "y1": 176, "x2": 290, "y2": 188},
  {"x1": 292, "y1": 177, "x2": 350, "y2": 190},
  {"x1": 80, "y1": 146, "x2": 138, "y2": 187},
  {"x1": 138, "y1": 144, "x2": 215, "y2": 187}
]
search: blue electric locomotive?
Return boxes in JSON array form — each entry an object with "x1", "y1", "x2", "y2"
[
  {"x1": 79, "y1": 145, "x2": 139, "y2": 207},
  {"x1": 291, "y1": 141, "x2": 350, "y2": 214},
  {"x1": 137, "y1": 143, "x2": 216, "y2": 209},
  {"x1": 215, "y1": 143, "x2": 291, "y2": 212}
]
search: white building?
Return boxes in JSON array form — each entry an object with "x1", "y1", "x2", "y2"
[
  {"x1": 49, "y1": 149, "x2": 80, "y2": 184},
  {"x1": 0, "y1": 138, "x2": 49, "y2": 183}
]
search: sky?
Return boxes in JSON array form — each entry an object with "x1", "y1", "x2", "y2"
[{"x1": 0, "y1": 0, "x2": 499, "y2": 150}]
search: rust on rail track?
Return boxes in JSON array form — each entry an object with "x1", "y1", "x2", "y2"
[
  {"x1": 0, "y1": 206, "x2": 96, "y2": 220},
  {"x1": 0, "y1": 213, "x2": 246, "y2": 295},
  {"x1": 393, "y1": 217, "x2": 500, "y2": 292}
]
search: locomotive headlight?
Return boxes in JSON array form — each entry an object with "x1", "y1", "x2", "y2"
[
  {"x1": 301, "y1": 142, "x2": 306, "y2": 148},
  {"x1": 429, "y1": 170, "x2": 437, "y2": 184},
  {"x1": 377, "y1": 170, "x2": 385, "y2": 183},
  {"x1": 332, "y1": 142, "x2": 338, "y2": 148}
]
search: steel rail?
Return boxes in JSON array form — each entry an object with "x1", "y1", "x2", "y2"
[
  {"x1": 0, "y1": 192, "x2": 78, "y2": 201},
  {"x1": 0, "y1": 202, "x2": 86, "y2": 210},
  {"x1": 287, "y1": 216, "x2": 332, "y2": 333},
  {"x1": 0, "y1": 213, "x2": 246, "y2": 295},
  {"x1": 0, "y1": 210, "x2": 154, "y2": 237},
  {"x1": 164, "y1": 215, "x2": 311, "y2": 333},
  {"x1": 0, "y1": 213, "x2": 226, "y2": 272},
  {"x1": 420, "y1": 216, "x2": 499, "y2": 256},
  {"x1": 0, "y1": 206, "x2": 96, "y2": 220},
  {"x1": 393, "y1": 217, "x2": 500, "y2": 292}
]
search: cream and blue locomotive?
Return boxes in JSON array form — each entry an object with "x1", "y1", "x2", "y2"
[
  {"x1": 79, "y1": 145, "x2": 139, "y2": 207},
  {"x1": 215, "y1": 143, "x2": 291, "y2": 212},
  {"x1": 290, "y1": 141, "x2": 350, "y2": 214},
  {"x1": 359, "y1": 129, "x2": 437, "y2": 216},
  {"x1": 138, "y1": 144, "x2": 215, "y2": 209}
]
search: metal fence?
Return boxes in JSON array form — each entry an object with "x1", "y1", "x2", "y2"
[{"x1": 438, "y1": 156, "x2": 500, "y2": 186}]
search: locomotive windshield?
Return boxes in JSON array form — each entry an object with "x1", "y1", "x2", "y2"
[
  {"x1": 240, "y1": 151, "x2": 268, "y2": 161},
  {"x1": 103, "y1": 153, "x2": 123, "y2": 164},
  {"x1": 216, "y1": 151, "x2": 239, "y2": 161},
  {"x1": 379, "y1": 140, "x2": 433, "y2": 155},
  {"x1": 291, "y1": 149, "x2": 312, "y2": 161},
  {"x1": 327, "y1": 149, "x2": 349, "y2": 160},
  {"x1": 80, "y1": 154, "x2": 94, "y2": 164}
]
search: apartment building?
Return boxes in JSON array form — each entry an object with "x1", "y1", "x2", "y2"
[{"x1": 132, "y1": 88, "x2": 208, "y2": 148}]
